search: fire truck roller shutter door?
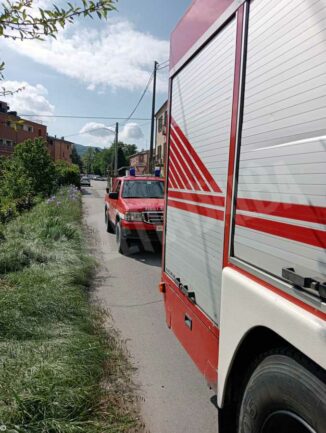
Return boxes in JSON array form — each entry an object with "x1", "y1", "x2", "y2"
[
  {"x1": 165, "y1": 17, "x2": 237, "y2": 324},
  {"x1": 233, "y1": 0, "x2": 326, "y2": 285}
]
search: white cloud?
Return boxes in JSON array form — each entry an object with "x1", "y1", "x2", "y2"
[
  {"x1": 7, "y1": 20, "x2": 169, "y2": 93},
  {"x1": 80, "y1": 121, "x2": 144, "y2": 148},
  {"x1": 120, "y1": 122, "x2": 144, "y2": 141},
  {"x1": 79, "y1": 122, "x2": 115, "y2": 137},
  {"x1": 1, "y1": 81, "x2": 55, "y2": 116}
]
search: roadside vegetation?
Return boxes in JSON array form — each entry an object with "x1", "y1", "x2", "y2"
[
  {"x1": 0, "y1": 138, "x2": 80, "y2": 223},
  {"x1": 0, "y1": 187, "x2": 140, "y2": 432},
  {"x1": 82, "y1": 142, "x2": 137, "y2": 176}
]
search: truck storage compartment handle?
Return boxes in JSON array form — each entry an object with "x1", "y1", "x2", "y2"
[
  {"x1": 178, "y1": 281, "x2": 196, "y2": 304},
  {"x1": 184, "y1": 314, "x2": 192, "y2": 330},
  {"x1": 282, "y1": 267, "x2": 326, "y2": 302}
]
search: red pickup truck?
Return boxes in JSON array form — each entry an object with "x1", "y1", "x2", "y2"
[{"x1": 104, "y1": 174, "x2": 165, "y2": 254}]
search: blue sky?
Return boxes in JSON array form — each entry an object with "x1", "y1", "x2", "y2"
[{"x1": 1, "y1": 0, "x2": 191, "y2": 149}]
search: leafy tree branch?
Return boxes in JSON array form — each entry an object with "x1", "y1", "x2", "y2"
[{"x1": 0, "y1": 0, "x2": 117, "y2": 40}]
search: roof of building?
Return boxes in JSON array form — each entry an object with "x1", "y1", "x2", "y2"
[
  {"x1": 155, "y1": 100, "x2": 168, "y2": 117},
  {"x1": 129, "y1": 150, "x2": 150, "y2": 158}
]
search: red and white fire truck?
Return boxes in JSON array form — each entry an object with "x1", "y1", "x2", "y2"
[
  {"x1": 105, "y1": 171, "x2": 164, "y2": 254},
  {"x1": 160, "y1": 1, "x2": 326, "y2": 432}
]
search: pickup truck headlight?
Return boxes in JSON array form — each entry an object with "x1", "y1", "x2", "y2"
[{"x1": 124, "y1": 212, "x2": 143, "y2": 222}]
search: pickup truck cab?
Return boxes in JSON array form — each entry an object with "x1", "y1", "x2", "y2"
[{"x1": 104, "y1": 174, "x2": 165, "y2": 254}]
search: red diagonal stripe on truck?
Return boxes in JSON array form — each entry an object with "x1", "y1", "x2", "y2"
[
  {"x1": 170, "y1": 135, "x2": 201, "y2": 191},
  {"x1": 170, "y1": 128, "x2": 210, "y2": 192},
  {"x1": 168, "y1": 199, "x2": 224, "y2": 221},
  {"x1": 169, "y1": 191, "x2": 225, "y2": 207},
  {"x1": 169, "y1": 158, "x2": 185, "y2": 190},
  {"x1": 168, "y1": 171, "x2": 178, "y2": 189},
  {"x1": 237, "y1": 198, "x2": 326, "y2": 225},
  {"x1": 236, "y1": 214, "x2": 326, "y2": 249},
  {"x1": 171, "y1": 119, "x2": 222, "y2": 193},
  {"x1": 170, "y1": 147, "x2": 192, "y2": 190}
]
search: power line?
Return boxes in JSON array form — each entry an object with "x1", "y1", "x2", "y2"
[
  {"x1": 123, "y1": 72, "x2": 154, "y2": 125},
  {"x1": 30, "y1": 69, "x2": 160, "y2": 139},
  {"x1": 157, "y1": 64, "x2": 169, "y2": 70},
  {"x1": 158, "y1": 59, "x2": 169, "y2": 66},
  {"x1": 20, "y1": 114, "x2": 151, "y2": 120}
]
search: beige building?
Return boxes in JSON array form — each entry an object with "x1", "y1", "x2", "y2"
[
  {"x1": 129, "y1": 150, "x2": 150, "y2": 175},
  {"x1": 47, "y1": 136, "x2": 73, "y2": 164},
  {"x1": 154, "y1": 100, "x2": 168, "y2": 173}
]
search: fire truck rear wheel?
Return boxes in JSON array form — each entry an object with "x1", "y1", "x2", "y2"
[
  {"x1": 237, "y1": 349, "x2": 326, "y2": 433},
  {"x1": 116, "y1": 221, "x2": 128, "y2": 254}
]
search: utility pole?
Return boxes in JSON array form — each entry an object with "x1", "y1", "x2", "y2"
[
  {"x1": 114, "y1": 122, "x2": 119, "y2": 176},
  {"x1": 149, "y1": 60, "x2": 158, "y2": 173}
]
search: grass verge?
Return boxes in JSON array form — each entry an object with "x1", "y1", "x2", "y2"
[{"x1": 0, "y1": 187, "x2": 141, "y2": 433}]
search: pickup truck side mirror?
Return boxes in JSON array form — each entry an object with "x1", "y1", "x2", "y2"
[
  {"x1": 108, "y1": 192, "x2": 118, "y2": 200},
  {"x1": 106, "y1": 187, "x2": 110, "y2": 194}
]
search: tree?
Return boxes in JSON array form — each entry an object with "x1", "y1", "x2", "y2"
[
  {"x1": 120, "y1": 143, "x2": 137, "y2": 160},
  {"x1": 0, "y1": 0, "x2": 117, "y2": 90},
  {"x1": 55, "y1": 160, "x2": 80, "y2": 187},
  {"x1": 71, "y1": 146, "x2": 83, "y2": 171},
  {"x1": 82, "y1": 147, "x2": 97, "y2": 174},
  {"x1": 4, "y1": 138, "x2": 56, "y2": 198}
]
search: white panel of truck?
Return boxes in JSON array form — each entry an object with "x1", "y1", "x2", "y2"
[
  {"x1": 165, "y1": 18, "x2": 236, "y2": 323},
  {"x1": 234, "y1": 0, "x2": 326, "y2": 281}
]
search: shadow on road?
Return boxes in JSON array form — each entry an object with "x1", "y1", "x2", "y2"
[
  {"x1": 126, "y1": 244, "x2": 162, "y2": 268},
  {"x1": 80, "y1": 188, "x2": 92, "y2": 195}
]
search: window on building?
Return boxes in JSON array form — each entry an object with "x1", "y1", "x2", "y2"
[
  {"x1": 158, "y1": 116, "x2": 163, "y2": 132},
  {"x1": 139, "y1": 154, "x2": 144, "y2": 163},
  {"x1": 23, "y1": 125, "x2": 34, "y2": 132},
  {"x1": 38, "y1": 129, "x2": 42, "y2": 136},
  {"x1": 0, "y1": 139, "x2": 3, "y2": 146},
  {"x1": 157, "y1": 145, "x2": 162, "y2": 159},
  {"x1": 163, "y1": 110, "x2": 167, "y2": 126},
  {"x1": 6, "y1": 140, "x2": 13, "y2": 147}
]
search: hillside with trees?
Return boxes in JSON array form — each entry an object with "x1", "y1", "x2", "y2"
[{"x1": 82, "y1": 142, "x2": 137, "y2": 175}]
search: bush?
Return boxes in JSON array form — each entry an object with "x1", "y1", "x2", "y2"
[
  {"x1": 0, "y1": 139, "x2": 82, "y2": 223},
  {"x1": 55, "y1": 160, "x2": 80, "y2": 188}
]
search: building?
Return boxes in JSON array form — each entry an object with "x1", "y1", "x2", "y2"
[
  {"x1": 129, "y1": 150, "x2": 150, "y2": 175},
  {"x1": 47, "y1": 136, "x2": 73, "y2": 164},
  {"x1": 0, "y1": 101, "x2": 47, "y2": 157},
  {"x1": 154, "y1": 100, "x2": 168, "y2": 172}
]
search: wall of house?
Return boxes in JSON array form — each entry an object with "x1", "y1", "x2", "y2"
[
  {"x1": 0, "y1": 112, "x2": 47, "y2": 157},
  {"x1": 47, "y1": 137, "x2": 73, "y2": 164},
  {"x1": 155, "y1": 102, "x2": 168, "y2": 171},
  {"x1": 129, "y1": 151, "x2": 150, "y2": 174}
]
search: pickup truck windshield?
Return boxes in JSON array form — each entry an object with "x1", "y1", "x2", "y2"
[{"x1": 122, "y1": 180, "x2": 164, "y2": 198}]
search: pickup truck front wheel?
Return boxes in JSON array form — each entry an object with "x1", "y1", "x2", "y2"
[
  {"x1": 116, "y1": 221, "x2": 128, "y2": 254},
  {"x1": 105, "y1": 208, "x2": 114, "y2": 233}
]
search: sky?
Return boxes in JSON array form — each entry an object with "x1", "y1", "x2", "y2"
[{"x1": 1, "y1": 0, "x2": 191, "y2": 149}]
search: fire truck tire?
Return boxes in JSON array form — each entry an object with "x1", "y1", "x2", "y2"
[
  {"x1": 104, "y1": 207, "x2": 108, "y2": 224},
  {"x1": 116, "y1": 222, "x2": 128, "y2": 254},
  {"x1": 238, "y1": 349, "x2": 326, "y2": 433}
]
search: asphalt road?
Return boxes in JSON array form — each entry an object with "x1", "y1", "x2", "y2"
[{"x1": 83, "y1": 180, "x2": 217, "y2": 433}]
